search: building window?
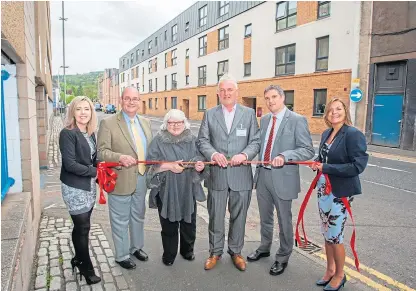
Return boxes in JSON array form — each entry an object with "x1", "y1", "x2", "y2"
[
  {"x1": 155, "y1": 37, "x2": 158, "y2": 47},
  {"x1": 154, "y1": 57, "x2": 158, "y2": 72},
  {"x1": 164, "y1": 97, "x2": 168, "y2": 109},
  {"x1": 155, "y1": 98, "x2": 158, "y2": 109},
  {"x1": 185, "y1": 49, "x2": 189, "y2": 59},
  {"x1": 149, "y1": 98, "x2": 153, "y2": 109},
  {"x1": 186, "y1": 75, "x2": 189, "y2": 85},
  {"x1": 313, "y1": 89, "x2": 327, "y2": 116},
  {"x1": 148, "y1": 41, "x2": 152, "y2": 54},
  {"x1": 171, "y1": 49, "x2": 177, "y2": 66},
  {"x1": 275, "y1": 44, "x2": 296, "y2": 76},
  {"x1": 198, "y1": 95, "x2": 207, "y2": 111},
  {"x1": 142, "y1": 50, "x2": 144, "y2": 57},
  {"x1": 131, "y1": 53, "x2": 134, "y2": 64},
  {"x1": 165, "y1": 75, "x2": 167, "y2": 90},
  {"x1": 217, "y1": 60, "x2": 229, "y2": 81},
  {"x1": 164, "y1": 30, "x2": 167, "y2": 41},
  {"x1": 136, "y1": 49, "x2": 140, "y2": 61},
  {"x1": 136, "y1": 83, "x2": 140, "y2": 91},
  {"x1": 219, "y1": 1, "x2": 230, "y2": 16},
  {"x1": 198, "y1": 66, "x2": 207, "y2": 86},
  {"x1": 244, "y1": 62, "x2": 251, "y2": 76},
  {"x1": 199, "y1": 5, "x2": 207, "y2": 27},
  {"x1": 171, "y1": 97, "x2": 177, "y2": 109},
  {"x1": 284, "y1": 90, "x2": 294, "y2": 111},
  {"x1": 316, "y1": 36, "x2": 329, "y2": 71},
  {"x1": 149, "y1": 79, "x2": 153, "y2": 92},
  {"x1": 148, "y1": 60, "x2": 152, "y2": 74},
  {"x1": 218, "y1": 26, "x2": 229, "y2": 50},
  {"x1": 122, "y1": 59, "x2": 125, "y2": 69},
  {"x1": 165, "y1": 53, "x2": 168, "y2": 68},
  {"x1": 276, "y1": 1, "x2": 297, "y2": 31},
  {"x1": 136, "y1": 67, "x2": 139, "y2": 78},
  {"x1": 318, "y1": 1, "x2": 331, "y2": 18},
  {"x1": 244, "y1": 24, "x2": 252, "y2": 37},
  {"x1": 155, "y1": 78, "x2": 158, "y2": 92},
  {"x1": 185, "y1": 22, "x2": 190, "y2": 32},
  {"x1": 142, "y1": 84, "x2": 144, "y2": 91},
  {"x1": 199, "y1": 35, "x2": 207, "y2": 56},
  {"x1": 171, "y1": 73, "x2": 177, "y2": 90},
  {"x1": 172, "y1": 24, "x2": 178, "y2": 42}
]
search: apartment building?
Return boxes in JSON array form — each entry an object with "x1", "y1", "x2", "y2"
[
  {"x1": 98, "y1": 68, "x2": 120, "y2": 107},
  {"x1": 118, "y1": 1, "x2": 361, "y2": 134},
  {"x1": 1, "y1": 1, "x2": 54, "y2": 290}
]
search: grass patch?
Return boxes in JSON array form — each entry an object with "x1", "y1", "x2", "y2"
[
  {"x1": 46, "y1": 273, "x2": 53, "y2": 288},
  {"x1": 58, "y1": 256, "x2": 63, "y2": 265}
]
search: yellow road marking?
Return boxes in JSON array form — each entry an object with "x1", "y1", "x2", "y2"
[
  {"x1": 316, "y1": 253, "x2": 391, "y2": 291},
  {"x1": 343, "y1": 256, "x2": 416, "y2": 291}
]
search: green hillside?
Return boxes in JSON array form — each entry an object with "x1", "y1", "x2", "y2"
[{"x1": 52, "y1": 71, "x2": 103, "y2": 103}]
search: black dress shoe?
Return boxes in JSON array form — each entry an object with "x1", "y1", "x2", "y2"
[
  {"x1": 133, "y1": 249, "x2": 149, "y2": 261},
  {"x1": 247, "y1": 250, "x2": 271, "y2": 262},
  {"x1": 181, "y1": 252, "x2": 195, "y2": 261},
  {"x1": 162, "y1": 257, "x2": 174, "y2": 266},
  {"x1": 269, "y1": 261, "x2": 288, "y2": 276},
  {"x1": 116, "y1": 258, "x2": 136, "y2": 270}
]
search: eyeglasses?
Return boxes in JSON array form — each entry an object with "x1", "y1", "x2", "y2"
[
  {"x1": 123, "y1": 97, "x2": 140, "y2": 103},
  {"x1": 167, "y1": 121, "x2": 184, "y2": 127},
  {"x1": 219, "y1": 88, "x2": 236, "y2": 94}
]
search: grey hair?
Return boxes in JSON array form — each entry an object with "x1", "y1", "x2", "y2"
[
  {"x1": 121, "y1": 86, "x2": 139, "y2": 98},
  {"x1": 160, "y1": 109, "x2": 191, "y2": 130},
  {"x1": 217, "y1": 73, "x2": 238, "y2": 90},
  {"x1": 264, "y1": 85, "x2": 285, "y2": 99}
]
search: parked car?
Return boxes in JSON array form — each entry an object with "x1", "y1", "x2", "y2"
[
  {"x1": 105, "y1": 104, "x2": 116, "y2": 114},
  {"x1": 95, "y1": 103, "x2": 102, "y2": 111}
]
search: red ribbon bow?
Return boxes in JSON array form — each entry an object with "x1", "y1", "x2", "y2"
[{"x1": 97, "y1": 162, "x2": 121, "y2": 204}]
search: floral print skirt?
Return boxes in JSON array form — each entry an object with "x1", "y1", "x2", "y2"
[{"x1": 317, "y1": 174, "x2": 353, "y2": 244}]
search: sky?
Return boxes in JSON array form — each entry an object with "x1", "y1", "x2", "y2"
[{"x1": 51, "y1": 0, "x2": 195, "y2": 75}]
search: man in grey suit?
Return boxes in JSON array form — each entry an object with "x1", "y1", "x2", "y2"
[
  {"x1": 197, "y1": 74, "x2": 260, "y2": 271},
  {"x1": 247, "y1": 85, "x2": 314, "y2": 276}
]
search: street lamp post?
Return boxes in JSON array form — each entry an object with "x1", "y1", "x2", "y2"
[{"x1": 59, "y1": 1, "x2": 68, "y2": 106}]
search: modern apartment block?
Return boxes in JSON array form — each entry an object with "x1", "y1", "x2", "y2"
[
  {"x1": 98, "y1": 68, "x2": 120, "y2": 107},
  {"x1": 118, "y1": 1, "x2": 361, "y2": 134}
]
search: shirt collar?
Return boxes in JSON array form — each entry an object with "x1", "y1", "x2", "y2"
[
  {"x1": 122, "y1": 110, "x2": 137, "y2": 123},
  {"x1": 271, "y1": 106, "x2": 287, "y2": 120},
  {"x1": 222, "y1": 104, "x2": 237, "y2": 113}
]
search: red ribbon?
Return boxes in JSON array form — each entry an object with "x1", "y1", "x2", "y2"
[
  {"x1": 291, "y1": 161, "x2": 360, "y2": 272},
  {"x1": 97, "y1": 162, "x2": 120, "y2": 204}
]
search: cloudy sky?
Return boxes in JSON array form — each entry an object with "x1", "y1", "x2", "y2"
[{"x1": 51, "y1": 1, "x2": 195, "y2": 75}]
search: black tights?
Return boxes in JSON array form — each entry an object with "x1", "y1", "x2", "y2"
[{"x1": 70, "y1": 208, "x2": 93, "y2": 268}]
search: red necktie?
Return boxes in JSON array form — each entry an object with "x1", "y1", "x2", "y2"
[{"x1": 264, "y1": 116, "x2": 277, "y2": 163}]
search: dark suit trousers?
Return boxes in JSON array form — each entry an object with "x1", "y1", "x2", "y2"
[
  {"x1": 257, "y1": 167, "x2": 293, "y2": 263},
  {"x1": 156, "y1": 196, "x2": 196, "y2": 262}
]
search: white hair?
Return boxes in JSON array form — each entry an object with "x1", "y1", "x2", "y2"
[
  {"x1": 160, "y1": 109, "x2": 191, "y2": 131},
  {"x1": 217, "y1": 73, "x2": 238, "y2": 90}
]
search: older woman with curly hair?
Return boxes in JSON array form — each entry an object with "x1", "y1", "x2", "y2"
[{"x1": 146, "y1": 109, "x2": 207, "y2": 266}]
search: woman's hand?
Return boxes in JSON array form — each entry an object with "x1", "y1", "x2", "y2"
[
  {"x1": 195, "y1": 161, "x2": 205, "y2": 172},
  {"x1": 169, "y1": 160, "x2": 184, "y2": 174},
  {"x1": 310, "y1": 162, "x2": 323, "y2": 172}
]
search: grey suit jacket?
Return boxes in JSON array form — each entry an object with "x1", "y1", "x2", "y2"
[
  {"x1": 197, "y1": 104, "x2": 260, "y2": 191},
  {"x1": 254, "y1": 108, "x2": 314, "y2": 200}
]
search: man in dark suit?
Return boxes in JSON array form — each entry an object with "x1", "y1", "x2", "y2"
[
  {"x1": 247, "y1": 85, "x2": 314, "y2": 276},
  {"x1": 197, "y1": 74, "x2": 260, "y2": 271}
]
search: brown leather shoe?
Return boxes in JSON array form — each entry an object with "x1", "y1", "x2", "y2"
[
  {"x1": 204, "y1": 255, "x2": 221, "y2": 270},
  {"x1": 231, "y1": 254, "x2": 246, "y2": 271}
]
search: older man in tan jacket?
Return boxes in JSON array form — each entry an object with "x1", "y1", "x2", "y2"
[{"x1": 97, "y1": 87, "x2": 152, "y2": 270}]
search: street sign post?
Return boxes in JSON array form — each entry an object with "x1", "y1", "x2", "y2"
[{"x1": 350, "y1": 88, "x2": 363, "y2": 103}]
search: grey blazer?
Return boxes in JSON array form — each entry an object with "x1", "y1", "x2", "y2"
[
  {"x1": 254, "y1": 108, "x2": 315, "y2": 200},
  {"x1": 197, "y1": 104, "x2": 260, "y2": 191}
]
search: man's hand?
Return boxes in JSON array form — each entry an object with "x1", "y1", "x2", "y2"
[
  {"x1": 195, "y1": 161, "x2": 205, "y2": 172},
  {"x1": 271, "y1": 155, "x2": 285, "y2": 168},
  {"x1": 119, "y1": 155, "x2": 137, "y2": 168},
  {"x1": 212, "y1": 153, "x2": 228, "y2": 168},
  {"x1": 170, "y1": 160, "x2": 185, "y2": 174},
  {"x1": 230, "y1": 154, "x2": 247, "y2": 166}
]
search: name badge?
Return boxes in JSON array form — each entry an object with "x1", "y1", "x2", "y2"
[{"x1": 236, "y1": 128, "x2": 247, "y2": 137}]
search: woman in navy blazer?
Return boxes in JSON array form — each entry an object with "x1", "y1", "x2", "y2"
[{"x1": 311, "y1": 98, "x2": 368, "y2": 291}]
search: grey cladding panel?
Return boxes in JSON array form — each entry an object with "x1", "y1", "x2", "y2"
[{"x1": 119, "y1": 1, "x2": 264, "y2": 71}]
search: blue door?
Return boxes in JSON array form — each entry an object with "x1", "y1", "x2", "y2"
[{"x1": 371, "y1": 94, "x2": 403, "y2": 147}]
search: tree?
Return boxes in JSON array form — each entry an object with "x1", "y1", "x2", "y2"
[{"x1": 77, "y1": 85, "x2": 84, "y2": 96}]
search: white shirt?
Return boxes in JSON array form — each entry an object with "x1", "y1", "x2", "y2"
[
  {"x1": 222, "y1": 104, "x2": 237, "y2": 134},
  {"x1": 262, "y1": 107, "x2": 287, "y2": 167}
]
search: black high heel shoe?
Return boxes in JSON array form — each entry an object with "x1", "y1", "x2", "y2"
[
  {"x1": 70, "y1": 257, "x2": 79, "y2": 273},
  {"x1": 77, "y1": 261, "x2": 101, "y2": 285}
]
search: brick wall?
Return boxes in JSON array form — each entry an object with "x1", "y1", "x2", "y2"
[
  {"x1": 166, "y1": 51, "x2": 172, "y2": 67},
  {"x1": 185, "y1": 58, "x2": 190, "y2": 75},
  {"x1": 244, "y1": 37, "x2": 252, "y2": 63},
  {"x1": 297, "y1": 1, "x2": 318, "y2": 26},
  {"x1": 36, "y1": 86, "x2": 48, "y2": 168},
  {"x1": 207, "y1": 29, "x2": 219, "y2": 55},
  {"x1": 139, "y1": 70, "x2": 351, "y2": 134}
]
